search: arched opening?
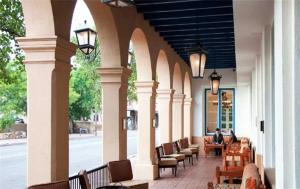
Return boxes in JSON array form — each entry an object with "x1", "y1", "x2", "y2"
[
  {"x1": 68, "y1": 0, "x2": 102, "y2": 176},
  {"x1": 128, "y1": 27, "x2": 157, "y2": 179},
  {"x1": 155, "y1": 50, "x2": 172, "y2": 144},
  {"x1": 172, "y1": 63, "x2": 184, "y2": 141},
  {"x1": 6, "y1": 0, "x2": 121, "y2": 187},
  {"x1": 173, "y1": 63, "x2": 183, "y2": 94},
  {"x1": 183, "y1": 72, "x2": 192, "y2": 139},
  {"x1": 184, "y1": 72, "x2": 192, "y2": 98}
]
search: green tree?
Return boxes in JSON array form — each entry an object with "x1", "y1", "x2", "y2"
[
  {"x1": 0, "y1": 0, "x2": 26, "y2": 131},
  {"x1": 128, "y1": 53, "x2": 137, "y2": 102},
  {"x1": 69, "y1": 40, "x2": 102, "y2": 121}
]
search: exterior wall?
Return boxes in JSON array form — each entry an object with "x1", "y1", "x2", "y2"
[{"x1": 192, "y1": 69, "x2": 237, "y2": 137}]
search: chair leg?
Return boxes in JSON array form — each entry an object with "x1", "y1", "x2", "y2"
[
  {"x1": 175, "y1": 166, "x2": 177, "y2": 177},
  {"x1": 183, "y1": 160, "x2": 185, "y2": 169},
  {"x1": 191, "y1": 156, "x2": 194, "y2": 165},
  {"x1": 158, "y1": 167, "x2": 160, "y2": 178}
]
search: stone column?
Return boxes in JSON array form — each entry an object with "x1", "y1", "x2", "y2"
[
  {"x1": 17, "y1": 37, "x2": 76, "y2": 186},
  {"x1": 156, "y1": 89, "x2": 174, "y2": 144},
  {"x1": 172, "y1": 93, "x2": 185, "y2": 141},
  {"x1": 97, "y1": 67, "x2": 131, "y2": 163},
  {"x1": 134, "y1": 81, "x2": 158, "y2": 180},
  {"x1": 184, "y1": 97, "x2": 193, "y2": 140}
]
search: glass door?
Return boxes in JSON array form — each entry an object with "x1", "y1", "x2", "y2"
[{"x1": 205, "y1": 88, "x2": 235, "y2": 135}]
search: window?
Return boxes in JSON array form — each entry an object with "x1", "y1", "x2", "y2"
[{"x1": 205, "y1": 88, "x2": 235, "y2": 135}]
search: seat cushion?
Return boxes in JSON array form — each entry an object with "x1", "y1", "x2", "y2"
[
  {"x1": 240, "y1": 163, "x2": 260, "y2": 189},
  {"x1": 189, "y1": 144, "x2": 199, "y2": 149},
  {"x1": 214, "y1": 184, "x2": 241, "y2": 189},
  {"x1": 188, "y1": 147, "x2": 198, "y2": 153},
  {"x1": 159, "y1": 158, "x2": 177, "y2": 166},
  {"x1": 110, "y1": 180, "x2": 148, "y2": 189},
  {"x1": 179, "y1": 149, "x2": 192, "y2": 155},
  {"x1": 164, "y1": 154, "x2": 185, "y2": 161}
]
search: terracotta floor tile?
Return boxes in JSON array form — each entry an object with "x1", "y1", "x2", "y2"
[{"x1": 149, "y1": 157, "x2": 222, "y2": 189}]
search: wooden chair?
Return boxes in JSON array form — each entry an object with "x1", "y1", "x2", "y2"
[
  {"x1": 223, "y1": 153, "x2": 245, "y2": 171},
  {"x1": 178, "y1": 138, "x2": 199, "y2": 161},
  {"x1": 78, "y1": 170, "x2": 91, "y2": 189},
  {"x1": 174, "y1": 141, "x2": 193, "y2": 165},
  {"x1": 156, "y1": 146, "x2": 178, "y2": 178},
  {"x1": 162, "y1": 142, "x2": 186, "y2": 168},
  {"x1": 28, "y1": 181, "x2": 70, "y2": 189},
  {"x1": 107, "y1": 159, "x2": 148, "y2": 189}
]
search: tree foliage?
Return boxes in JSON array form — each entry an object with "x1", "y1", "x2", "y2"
[
  {"x1": 0, "y1": 0, "x2": 26, "y2": 131},
  {"x1": 69, "y1": 40, "x2": 102, "y2": 121},
  {"x1": 0, "y1": 0, "x2": 138, "y2": 130},
  {"x1": 128, "y1": 53, "x2": 137, "y2": 102}
]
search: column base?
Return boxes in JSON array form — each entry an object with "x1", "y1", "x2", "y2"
[{"x1": 134, "y1": 163, "x2": 158, "y2": 180}]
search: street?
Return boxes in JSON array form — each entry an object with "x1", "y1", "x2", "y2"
[{"x1": 0, "y1": 131, "x2": 137, "y2": 189}]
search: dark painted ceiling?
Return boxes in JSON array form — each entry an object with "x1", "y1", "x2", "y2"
[{"x1": 134, "y1": 0, "x2": 236, "y2": 69}]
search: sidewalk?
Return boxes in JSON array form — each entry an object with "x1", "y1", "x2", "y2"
[{"x1": 0, "y1": 133, "x2": 102, "y2": 147}]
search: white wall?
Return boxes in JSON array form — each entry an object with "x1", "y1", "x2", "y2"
[
  {"x1": 192, "y1": 69, "x2": 237, "y2": 137},
  {"x1": 235, "y1": 82, "x2": 251, "y2": 137}
]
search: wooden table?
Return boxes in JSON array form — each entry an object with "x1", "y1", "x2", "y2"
[{"x1": 204, "y1": 143, "x2": 224, "y2": 158}]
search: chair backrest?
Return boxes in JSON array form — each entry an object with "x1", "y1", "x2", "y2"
[
  {"x1": 28, "y1": 181, "x2": 70, "y2": 189},
  {"x1": 173, "y1": 141, "x2": 181, "y2": 153},
  {"x1": 78, "y1": 170, "x2": 91, "y2": 189},
  {"x1": 223, "y1": 153, "x2": 244, "y2": 171},
  {"x1": 108, "y1": 159, "x2": 133, "y2": 183},
  {"x1": 179, "y1": 138, "x2": 189, "y2": 149},
  {"x1": 162, "y1": 142, "x2": 174, "y2": 155},
  {"x1": 156, "y1": 146, "x2": 163, "y2": 161}
]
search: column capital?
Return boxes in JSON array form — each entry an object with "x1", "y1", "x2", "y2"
[
  {"x1": 184, "y1": 97, "x2": 193, "y2": 105},
  {"x1": 135, "y1": 81, "x2": 158, "y2": 93},
  {"x1": 173, "y1": 93, "x2": 185, "y2": 102},
  {"x1": 97, "y1": 67, "x2": 131, "y2": 84},
  {"x1": 17, "y1": 36, "x2": 77, "y2": 65},
  {"x1": 156, "y1": 89, "x2": 175, "y2": 99}
]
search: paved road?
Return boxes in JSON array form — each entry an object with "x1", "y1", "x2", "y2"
[{"x1": 0, "y1": 131, "x2": 137, "y2": 189}]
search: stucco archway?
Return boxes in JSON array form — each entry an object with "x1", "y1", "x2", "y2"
[
  {"x1": 172, "y1": 63, "x2": 185, "y2": 140},
  {"x1": 129, "y1": 27, "x2": 158, "y2": 179},
  {"x1": 173, "y1": 63, "x2": 183, "y2": 94},
  {"x1": 183, "y1": 72, "x2": 193, "y2": 140},
  {"x1": 155, "y1": 50, "x2": 173, "y2": 144},
  {"x1": 130, "y1": 28, "x2": 153, "y2": 81}
]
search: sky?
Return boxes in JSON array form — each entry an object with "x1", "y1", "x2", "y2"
[{"x1": 71, "y1": 0, "x2": 95, "y2": 38}]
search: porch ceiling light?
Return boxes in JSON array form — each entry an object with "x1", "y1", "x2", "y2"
[
  {"x1": 209, "y1": 70, "x2": 222, "y2": 95},
  {"x1": 74, "y1": 21, "x2": 97, "y2": 55},
  {"x1": 189, "y1": 52, "x2": 206, "y2": 78},
  {"x1": 101, "y1": 0, "x2": 134, "y2": 7}
]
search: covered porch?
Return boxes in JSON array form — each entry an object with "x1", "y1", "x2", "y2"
[{"x1": 14, "y1": 0, "x2": 300, "y2": 188}]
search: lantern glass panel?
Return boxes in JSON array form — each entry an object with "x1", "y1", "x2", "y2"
[
  {"x1": 190, "y1": 53, "x2": 200, "y2": 77},
  {"x1": 211, "y1": 79, "x2": 220, "y2": 95},
  {"x1": 200, "y1": 53, "x2": 206, "y2": 77},
  {"x1": 76, "y1": 30, "x2": 89, "y2": 46},
  {"x1": 89, "y1": 30, "x2": 97, "y2": 47}
]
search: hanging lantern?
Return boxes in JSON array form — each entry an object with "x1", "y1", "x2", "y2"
[
  {"x1": 189, "y1": 52, "x2": 206, "y2": 78},
  {"x1": 74, "y1": 21, "x2": 97, "y2": 55},
  {"x1": 209, "y1": 70, "x2": 222, "y2": 95},
  {"x1": 101, "y1": 0, "x2": 134, "y2": 7}
]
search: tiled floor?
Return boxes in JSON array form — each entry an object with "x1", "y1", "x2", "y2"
[{"x1": 149, "y1": 156, "x2": 222, "y2": 189}]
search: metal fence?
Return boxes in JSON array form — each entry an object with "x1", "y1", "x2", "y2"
[{"x1": 69, "y1": 164, "x2": 110, "y2": 189}]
